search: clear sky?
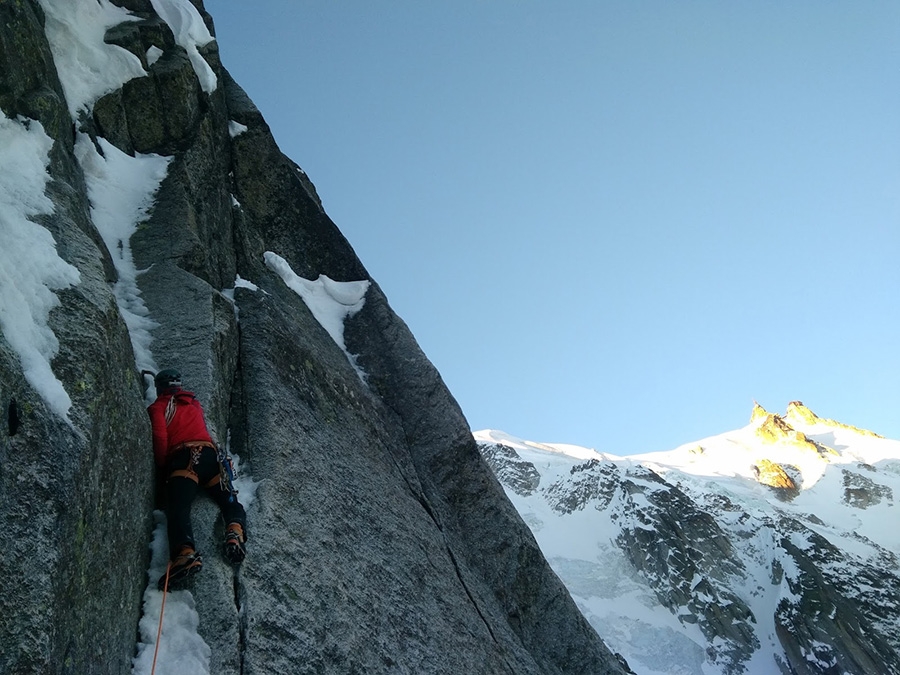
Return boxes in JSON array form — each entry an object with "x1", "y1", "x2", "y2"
[{"x1": 205, "y1": 1, "x2": 900, "y2": 454}]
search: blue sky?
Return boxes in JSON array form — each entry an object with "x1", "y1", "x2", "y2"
[{"x1": 206, "y1": 1, "x2": 900, "y2": 454}]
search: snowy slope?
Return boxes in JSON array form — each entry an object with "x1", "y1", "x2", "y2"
[{"x1": 476, "y1": 402, "x2": 900, "y2": 675}]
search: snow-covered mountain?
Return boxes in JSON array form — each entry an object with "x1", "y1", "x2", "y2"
[{"x1": 476, "y1": 401, "x2": 900, "y2": 675}]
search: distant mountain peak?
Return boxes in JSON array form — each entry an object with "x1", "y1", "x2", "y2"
[
  {"x1": 476, "y1": 406, "x2": 900, "y2": 674},
  {"x1": 785, "y1": 399, "x2": 819, "y2": 424},
  {"x1": 750, "y1": 400, "x2": 769, "y2": 422},
  {"x1": 784, "y1": 399, "x2": 883, "y2": 439}
]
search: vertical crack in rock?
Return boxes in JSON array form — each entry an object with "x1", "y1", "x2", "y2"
[
  {"x1": 384, "y1": 436, "x2": 502, "y2": 647},
  {"x1": 442, "y1": 532, "x2": 500, "y2": 645},
  {"x1": 227, "y1": 350, "x2": 249, "y2": 675},
  {"x1": 233, "y1": 568, "x2": 247, "y2": 675},
  {"x1": 7, "y1": 398, "x2": 19, "y2": 436},
  {"x1": 418, "y1": 491, "x2": 501, "y2": 646}
]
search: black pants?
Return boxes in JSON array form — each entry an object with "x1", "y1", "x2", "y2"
[{"x1": 165, "y1": 445, "x2": 246, "y2": 557}]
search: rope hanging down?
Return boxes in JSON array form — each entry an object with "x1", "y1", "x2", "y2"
[{"x1": 151, "y1": 562, "x2": 172, "y2": 675}]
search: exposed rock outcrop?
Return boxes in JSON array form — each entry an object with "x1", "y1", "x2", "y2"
[
  {"x1": 775, "y1": 527, "x2": 900, "y2": 675},
  {"x1": 479, "y1": 442, "x2": 542, "y2": 496},
  {"x1": 545, "y1": 459, "x2": 620, "y2": 514},
  {"x1": 842, "y1": 468, "x2": 893, "y2": 509},
  {"x1": 754, "y1": 412, "x2": 837, "y2": 458},
  {"x1": 0, "y1": 2, "x2": 628, "y2": 673},
  {"x1": 752, "y1": 459, "x2": 800, "y2": 499},
  {"x1": 611, "y1": 467, "x2": 758, "y2": 673}
]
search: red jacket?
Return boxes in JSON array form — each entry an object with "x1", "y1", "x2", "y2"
[{"x1": 148, "y1": 389, "x2": 214, "y2": 467}]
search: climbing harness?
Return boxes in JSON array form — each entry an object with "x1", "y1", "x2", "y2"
[
  {"x1": 168, "y1": 443, "x2": 207, "y2": 483},
  {"x1": 151, "y1": 562, "x2": 172, "y2": 675}
]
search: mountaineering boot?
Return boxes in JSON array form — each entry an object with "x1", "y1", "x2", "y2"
[
  {"x1": 224, "y1": 523, "x2": 246, "y2": 564},
  {"x1": 158, "y1": 546, "x2": 203, "y2": 591}
]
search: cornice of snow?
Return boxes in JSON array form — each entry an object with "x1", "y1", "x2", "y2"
[
  {"x1": 263, "y1": 251, "x2": 370, "y2": 381},
  {"x1": 37, "y1": 0, "x2": 146, "y2": 117},
  {"x1": 149, "y1": 0, "x2": 218, "y2": 93}
]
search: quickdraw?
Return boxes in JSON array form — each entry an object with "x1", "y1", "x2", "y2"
[{"x1": 216, "y1": 445, "x2": 239, "y2": 503}]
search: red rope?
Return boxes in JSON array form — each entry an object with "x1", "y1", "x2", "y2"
[{"x1": 151, "y1": 562, "x2": 172, "y2": 675}]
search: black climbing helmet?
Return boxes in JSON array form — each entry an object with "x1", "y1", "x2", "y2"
[{"x1": 154, "y1": 368, "x2": 182, "y2": 391}]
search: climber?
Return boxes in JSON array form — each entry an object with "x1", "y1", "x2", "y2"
[{"x1": 147, "y1": 368, "x2": 247, "y2": 590}]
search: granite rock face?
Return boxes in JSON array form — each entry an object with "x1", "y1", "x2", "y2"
[
  {"x1": 0, "y1": 1, "x2": 627, "y2": 673},
  {"x1": 0, "y1": 3, "x2": 152, "y2": 672}
]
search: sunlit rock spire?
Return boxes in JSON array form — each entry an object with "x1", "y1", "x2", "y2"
[
  {"x1": 752, "y1": 406, "x2": 838, "y2": 459},
  {"x1": 750, "y1": 400, "x2": 769, "y2": 423},
  {"x1": 785, "y1": 400, "x2": 819, "y2": 425},
  {"x1": 785, "y1": 400, "x2": 883, "y2": 438},
  {"x1": 754, "y1": 412, "x2": 802, "y2": 445}
]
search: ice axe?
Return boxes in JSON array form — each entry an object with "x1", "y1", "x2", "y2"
[{"x1": 140, "y1": 370, "x2": 157, "y2": 396}]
